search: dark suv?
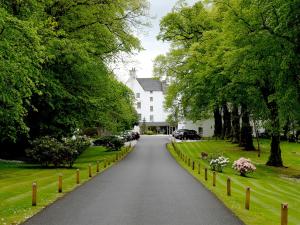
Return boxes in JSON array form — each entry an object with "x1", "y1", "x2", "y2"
[
  {"x1": 175, "y1": 129, "x2": 201, "y2": 140},
  {"x1": 173, "y1": 129, "x2": 189, "y2": 138}
]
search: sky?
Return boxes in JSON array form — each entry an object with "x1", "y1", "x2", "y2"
[{"x1": 115, "y1": 0, "x2": 197, "y2": 82}]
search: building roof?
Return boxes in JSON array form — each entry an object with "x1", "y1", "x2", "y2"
[
  {"x1": 136, "y1": 78, "x2": 163, "y2": 91},
  {"x1": 139, "y1": 122, "x2": 170, "y2": 127}
]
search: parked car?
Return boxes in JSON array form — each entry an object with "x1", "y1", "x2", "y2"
[
  {"x1": 132, "y1": 131, "x2": 140, "y2": 140},
  {"x1": 175, "y1": 129, "x2": 201, "y2": 140},
  {"x1": 119, "y1": 130, "x2": 140, "y2": 142},
  {"x1": 172, "y1": 129, "x2": 189, "y2": 138}
]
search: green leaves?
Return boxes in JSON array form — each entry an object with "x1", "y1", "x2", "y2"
[
  {"x1": 0, "y1": 0, "x2": 146, "y2": 152},
  {"x1": 155, "y1": 0, "x2": 300, "y2": 165}
]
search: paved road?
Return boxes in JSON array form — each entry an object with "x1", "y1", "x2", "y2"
[{"x1": 24, "y1": 136, "x2": 243, "y2": 225}]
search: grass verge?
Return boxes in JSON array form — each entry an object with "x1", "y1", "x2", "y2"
[
  {"x1": 0, "y1": 145, "x2": 132, "y2": 225},
  {"x1": 167, "y1": 140, "x2": 300, "y2": 225}
]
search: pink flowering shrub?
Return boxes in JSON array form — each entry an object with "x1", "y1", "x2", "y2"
[{"x1": 232, "y1": 157, "x2": 256, "y2": 176}]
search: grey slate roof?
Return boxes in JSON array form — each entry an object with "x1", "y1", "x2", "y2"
[
  {"x1": 136, "y1": 78, "x2": 163, "y2": 91},
  {"x1": 139, "y1": 122, "x2": 170, "y2": 127}
]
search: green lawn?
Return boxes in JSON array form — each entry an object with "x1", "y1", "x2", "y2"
[
  {"x1": 0, "y1": 146, "x2": 130, "y2": 225},
  {"x1": 168, "y1": 140, "x2": 300, "y2": 225}
]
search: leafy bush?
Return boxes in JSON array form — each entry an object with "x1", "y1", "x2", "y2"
[
  {"x1": 26, "y1": 136, "x2": 90, "y2": 167},
  {"x1": 200, "y1": 152, "x2": 208, "y2": 159},
  {"x1": 233, "y1": 157, "x2": 256, "y2": 176},
  {"x1": 26, "y1": 136, "x2": 62, "y2": 167},
  {"x1": 144, "y1": 130, "x2": 155, "y2": 135},
  {"x1": 93, "y1": 136, "x2": 124, "y2": 151},
  {"x1": 209, "y1": 156, "x2": 229, "y2": 172},
  {"x1": 62, "y1": 136, "x2": 91, "y2": 167},
  {"x1": 81, "y1": 127, "x2": 99, "y2": 137}
]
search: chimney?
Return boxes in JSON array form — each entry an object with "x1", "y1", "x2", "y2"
[{"x1": 129, "y1": 68, "x2": 137, "y2": 79}]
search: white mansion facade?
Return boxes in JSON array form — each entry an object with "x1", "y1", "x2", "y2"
[
  {"x1": 125, "y1": 68, "x2": 214, "y2": 136},
  {"x1": 125, "y1": 69, "x2": 172, "y2": 134}
]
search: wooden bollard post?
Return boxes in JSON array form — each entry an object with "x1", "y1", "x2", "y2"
[
  {"x1": 281, "y1": 203, "x2": 288, "y2": 225},
  {"x1": 58, "y1": 174, "x2": 63, "y2": 193},
  {"x1": 89, "y1": 164, "x2": 92, "y2": 177},
  {"x1": 108, "y1": 159, "x2": 111, "y2": 166},
  {"x1": 245, "y1": 187, "x2": 250, "y2": 210},
  {"x1": 227, "y1": 177, "x2": 231, "y2": 196},
  {"x1": 205, "y1": 168, "x2": 208, "y2": 181},
  {"x1": 76, "y1": 169, "x2": 80, "y2": 184},
  {"x1": 213, "y1": 171, "x2": 216, "y2": 187},
  {"x1": 32, "y1": 182, "x2": 37, "y2": 206},
  {"x1": 198, "y1": 162, "x2": 200, "y2": 174},
  {"x1": 192, "y1": 161, "x2": 195, "y2": 170},
  {"x1": 96, "y1": 161, "x2": 100, "y2": 173}
]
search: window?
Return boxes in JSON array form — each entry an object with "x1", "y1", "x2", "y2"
[
  {"x1": 138, "y1": 114, "x2": 142, "y2": 121},
  {"x1": 136, "y1": 93, "x2": 140, "y2": 98},
  {"x1": 137, "y1": 102, "x2": 141, "y2": 109},
  {"x1": 150, "y1": 106, "x2": 153, "y2": 112},
  {"x1": 150, "y1": 115, "x2": 154, "y2": 122},
  {"x1": 150, "y1": 97, "x2": 153, "y2": 102},
  {"x1": 198, "y1": 127, "x2": 203, "y2": 136},
  {"x1": 150, "y1": 91, "x2": 153, "y2": 94}
]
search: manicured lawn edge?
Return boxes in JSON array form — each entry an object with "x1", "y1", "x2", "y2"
[
  {"x1": 167, "y1": 140, "x2": 300, "y2": 225},
  {"x1": 4, "y1": 144, "x2": 135, "y2": 225},
  {"x1": 167, "y1": 142, "x2": 253, "y2": 225}
]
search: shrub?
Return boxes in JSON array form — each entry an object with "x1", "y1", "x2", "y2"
[
  {"x1": 26, "y1": 136, "x2": 63, "y2": 167},
  {"x1": 233, "y1": 157, "x2": 256, "y2": 176},
  {"x1": 209, "y1": 156, "x2": 229, "y2": 172},
  {"x1": 81, "y1": 127, "x2": 98, "y2": 137},
  {"x1": 62, "y1": 136, "x2": 91, "y2": 167},
  {"x1": 144, "y1": 130, "x2": 155, "y2": 135},
  {"x1": 93, "y1": 136, "x2": 124, "y2": 151},
  {"x1": 26, "y1": 136, "x2": 90, "y2": 168},
  {"x1": 200, "y1": 152, "x2": 208, "y2": 159}
]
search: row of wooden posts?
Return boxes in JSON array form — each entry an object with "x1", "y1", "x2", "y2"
[
  {"x1": 31, "y1": 145, "x2": 131, "y2": 207},
  {"x1": 171, "y1": 142, "x2": 289, "y2": 225}
]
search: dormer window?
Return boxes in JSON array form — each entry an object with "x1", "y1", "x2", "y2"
[{"x1": 136, "y1": 93, "x2": 140, "y2": 98}]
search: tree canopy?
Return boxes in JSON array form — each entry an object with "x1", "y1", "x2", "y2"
[
  {"x1": 0, "y1": 0, "x2": 147, "y2": 156},
  {"x1": 154, "y1": 0, "x2": 300, "y2": 166}
]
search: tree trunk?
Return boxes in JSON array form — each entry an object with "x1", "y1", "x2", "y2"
[
  {"x1": 213, "y1": 106, "x2": 222, "y2": 139},
  {"x1": 266, "y1": 102, "x2": 283, "y2": 166},
  {"x1": 253, "y1": 119, "x2": 261, "y2": 157},
  {"x1": 239, "y1": 104, "x2": 255, "y2": 150},
  {"x1": 231, "y1": 104, "x2": 240, "y2": 143},
  {"x1": 222, "y1": 103, "x2": 232, "y2": 139},
  {"x1": 282, "y1": 119, "x2": 289, "y2": 141},
  {"x1": 96, "y1": 127, "x2": 102, "y2": 136}
]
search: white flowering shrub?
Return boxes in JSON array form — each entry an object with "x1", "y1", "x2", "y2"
[
  {"x1": 209, "y1": 156, "x2": 230, "y2": 172},
  {"x1": 232, "y1": 157, "x2": 256, "y2": 176}
]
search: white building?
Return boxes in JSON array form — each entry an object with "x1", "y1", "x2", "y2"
[
  {"x1": 125, "y1": 69, "x2": 174, "y2": 134},
  {"x1": 125, "y1": 68, "x2": 215, "y2": 136},
  {"x1": 178, "y1": 120, "x2": 214, "y2": 137}
]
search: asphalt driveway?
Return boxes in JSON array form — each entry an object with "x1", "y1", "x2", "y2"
[{"x1": 23, "y1": 135, "x2": 243, "y2": 225}]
